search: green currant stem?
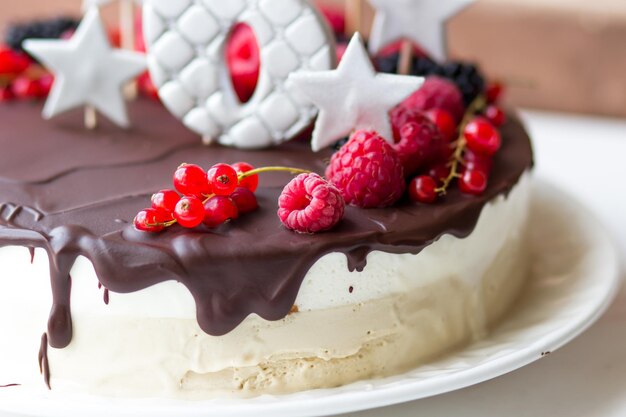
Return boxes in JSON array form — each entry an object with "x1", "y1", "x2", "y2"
[
  {"x1": 436, "y1": 95, "x2": 488, "y2": 195},
  {"x1": 238, "y1": 166, "x2": 312, "y2": 180}
]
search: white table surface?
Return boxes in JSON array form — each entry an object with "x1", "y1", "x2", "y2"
[{"x1": 345, "y1": 110, "x2": 626, "y2": 417}]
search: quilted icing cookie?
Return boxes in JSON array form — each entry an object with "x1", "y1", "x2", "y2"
[{"x1": 143, "y1": 0, "x2": 336, "y2": 149}]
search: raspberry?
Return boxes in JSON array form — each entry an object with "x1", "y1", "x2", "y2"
[
  {"x1": 326, "y1": 131, "x2": 405, "y2": 208},
  {"x1": 278, "y1": 173, "x2": 345, "y2": 234},
  {"x1": 400, "y1": 76, "x2": 465, "y2": 123},
  {"x1": 391, "y1": 111, "x2": 444, "y2": 176}
]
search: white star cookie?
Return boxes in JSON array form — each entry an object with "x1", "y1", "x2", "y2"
[
  {"x1": 368, "y1": 0, "x2": 475, "y2": 62},
  {"x1": 23, "y1": 8, "x2": 146, "y2": 128},
  {"x1": 288, "y1": 33, "x2": 423, "y2": 152}
]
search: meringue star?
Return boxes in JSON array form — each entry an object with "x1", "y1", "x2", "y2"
[
  {"x1": 368, "y1": 0, "x2": 475, "y2": 62},
  {"x1": 289, "y1": 33, "x2": 423, "y2": 152},
  {"x1": 23, "y1": 8, "x2": 146, "y2": 128}
]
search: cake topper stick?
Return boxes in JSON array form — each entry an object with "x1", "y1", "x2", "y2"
[
  {"x1": 398, "y1": 40, "x2": 414, "y2": 75},
  {"x1": 368, "y1": 0, "x2": 475, "y2": 62},
  {"x1": 23, "y1": 8, "x2": 146, "y2": 129},
  {"x1": 119, "y1": 0, "x2": 138, "y2": 100},
  {"x1": 288, "y1": 33, "x2": 424, "y2": 152},
  {"x1": 345, "y1": 0, "x2": 364, "y2": 37},
  {"x1": 83, "y1": 0, "x2": 140, "y2": 100},
  {"x1": 84, "y1": 105, "x2": 98, "y2": 130}
]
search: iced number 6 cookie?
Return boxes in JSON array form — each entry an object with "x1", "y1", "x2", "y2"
[{"x1": 143, "y1": 0, "x2": 336, "y2": 149}]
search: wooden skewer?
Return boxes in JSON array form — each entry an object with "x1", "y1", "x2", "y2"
[
  {"x1": 345, "y1": 0, "x2": 363, "y2": 38},
  {"x1": 120, "y1": 0, "x2": 138, "y2": 100},
  {"x1": 84, "y1": 105, "x2": 98, "y2": 130},
  {"x1": 398, "y1": 39, "x2": 414, "y2": 75}
]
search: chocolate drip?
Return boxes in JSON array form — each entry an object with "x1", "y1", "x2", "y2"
[
  {"x1": 0, "y1": 384, "x2": 20, "y2": 388},
  {"x1": 0, "y1": 101, "x2": 533, "y2": 348},
  {"x1": 28, "y1": 247, "x2": 35, "y2": 264},
  {"x1": 38, "y1": 333, "x2": 51, "y2": 390}
]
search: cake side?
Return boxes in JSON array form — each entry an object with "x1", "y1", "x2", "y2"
[
  {"x1": 0, "y1": 173, "x2": 531, "y2": 397},
  {"x1": 0, "y1": 100, "x2": 533, "y2": 394}
]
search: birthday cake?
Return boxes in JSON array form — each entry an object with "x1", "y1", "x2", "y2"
[{"x1": 0, "y1": 0, "x2": 533, "y2": 399}]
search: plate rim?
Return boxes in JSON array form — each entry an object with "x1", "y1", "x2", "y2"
[{"x1": 0, "y1": 179, "x2": 622, "y2": 417}]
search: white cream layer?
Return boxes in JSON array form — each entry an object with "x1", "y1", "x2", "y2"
[{"x1": 0, "y1": 173, "x2": 531, "y2": 397}]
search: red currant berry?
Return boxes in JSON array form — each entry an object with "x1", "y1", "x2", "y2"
[
  {"x1": 0, "y1": 86, "x2": 14, "y2": 102},
  {"x1": 232, "y1": 162, "x2": 258, "y2": 192},
  {"x1": 203, "y1": 195, "x2": 239, "y2": 228},
  {"x1": 459, "y1": 170, "x2": 488, "y2": 196},
  {"x1": 174, "y1": 196, "x2": 205, "y2": 228},
  {"x1": 230, "y1": 187, "x2": 259, "y2": 214},
  {"x1": 12, "y1": 76, "x2": 42, "y2": 100},
  {"x1": 173, "y1": 164, "x2": 211, "y2": 198},
  {"x1": 151, "y1": 189, "x2": 180, "y2": 214},
  {"x1": 207, "y1": 163, "x2": 238, "y2": 196},
  {"x1": 134, "y1": 208, "x2": 168, "y2": 232},
  {"x1": 484, "y1": 105, "x2": 506, "y2": 127},
  {"x1": 427, "y1": 163, "x2": 451, "y2": 183},
  {"x1": 464, "y1": 118, "x2": 501, "y2": 157},
  {"x1": 464, "y1": 149, "x2": 493, "y2": 174},
  {"x1": 486, "y1": 81, "x2": 505, "y2": 104},
  {"x1": 408, "y1": 176, "x2": 438, "y2": 204},
  {"x1": 425, "y1": 109, "x2": 457, "y2": 142}
]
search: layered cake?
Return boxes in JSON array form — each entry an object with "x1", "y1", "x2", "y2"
[{"x1": 0, "y1": 0, "x2": 533, "y2": 400}]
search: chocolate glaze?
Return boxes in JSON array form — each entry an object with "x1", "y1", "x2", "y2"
[
  {"x1": 0, "y1": 101, "x2": 533, "y2": 352},
  {"x1": 38, "y1": 333, "x2": 50, "y2": 389}
]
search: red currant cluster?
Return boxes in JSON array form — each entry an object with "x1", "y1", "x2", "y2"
[
  {"x1": 134, "y1": 162, "x2": 260, "y2": 232},
  {"x1": 0, "y1": 45, "x2": 53, "y2": 101},
  {"x1": 326, "y1": 77, "x2": 507, "y2": 209},
  {"x1": 404, "y1": 81, "x2": 507, "y2": 204}
]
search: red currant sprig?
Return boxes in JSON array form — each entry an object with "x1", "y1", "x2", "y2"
[
  {"x1": 408, "y1": 88, "x2": 506, "y2": 205},
  {"x1": 134, "y1": 163, "x2": 310, "y2": 233}
]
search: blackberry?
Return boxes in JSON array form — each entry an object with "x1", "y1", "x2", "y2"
[
  {"x1": 375, "y1": 53, "x2": 486, "y2": 106},
  {"x1": 332, "y1": 137, "x2": 349, "y2": 152},
  {"x1": 5, "y1": 17, "x2": 79, "y2": 52},
  {"x1": 439, "y1": 62, "x2": 486, "y2": 106},
  {"x1": 375, "y1": 53, "x2": 442, "y2": 78}
]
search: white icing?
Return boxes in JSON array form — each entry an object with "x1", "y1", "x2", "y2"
[{"x1": 143, "y1": 0, "x2": 336, "y2": 148}]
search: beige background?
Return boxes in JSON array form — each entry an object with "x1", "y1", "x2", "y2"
[{"x1": 2, "y1": 0, "x2": 625, "y2": 118}]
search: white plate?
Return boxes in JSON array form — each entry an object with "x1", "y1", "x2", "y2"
[{"x1": 0, "y1": 180, "x2": 621, "y2": 417}]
